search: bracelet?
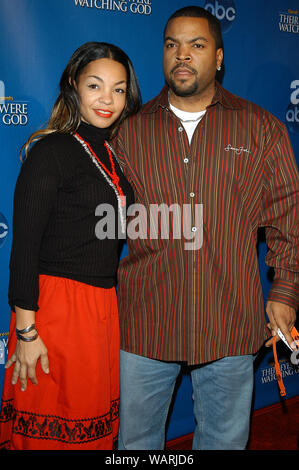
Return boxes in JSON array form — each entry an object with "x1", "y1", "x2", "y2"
[
  {"x1": 16, "y1": 331, "x2": 39, "y2": 342},
  {"x1": 16, "y1": 324, "x2": 38, "y2": 342},
  {"x1": 16, "y1": 323, "x2": 36, "y2": 335}
]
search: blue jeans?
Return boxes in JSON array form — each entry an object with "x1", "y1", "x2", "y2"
[{"x1": 118, "y1": 350, "x2": 254, "y2": 450}]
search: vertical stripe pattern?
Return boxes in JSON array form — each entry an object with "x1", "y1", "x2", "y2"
[{"x1": 114, "y1": 83, "x2": 299, "y2": 365}]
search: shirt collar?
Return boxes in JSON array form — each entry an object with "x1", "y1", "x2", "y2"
[{"x1": 141, "y1": 81, "x2": 243, "y2": 114}]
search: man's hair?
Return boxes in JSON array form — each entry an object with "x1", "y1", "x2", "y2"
[{"x1": 163, "y1": 6, "x2": 223, "y2": 50}]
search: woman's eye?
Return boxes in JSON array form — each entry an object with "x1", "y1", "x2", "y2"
[
  {"x1": 88, "y1": 84, "x2": 98, "y2": 89},
  {"x1": 115, "y1": 88, "x2": 126, "y2": 94}
]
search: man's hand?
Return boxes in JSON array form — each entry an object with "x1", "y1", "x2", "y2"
[{"x1": 265, "y1": 301, "x2": 296, "y2": 349}]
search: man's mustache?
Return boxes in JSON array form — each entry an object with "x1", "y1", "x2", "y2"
[{"x1": 170, "y1": 63, "x2": 197, "y2": 75}]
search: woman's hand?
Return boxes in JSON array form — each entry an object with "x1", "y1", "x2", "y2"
[{"x1": 5, "y1": 334, "x2": 49, "y2": 391}]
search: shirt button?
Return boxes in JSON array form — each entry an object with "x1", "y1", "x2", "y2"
[
  {"x1": 190, "y1": 192, "x2": 195, "y2": 198},
  {"x1": 192, "y1": 226, "x2": 197, "y2": 232},
  {"x1": 178, "y1": 126, "x2": 184, "y2": 132},
  {"x1": 184, "y1": 158, "x2": 189, "y2": 163}
]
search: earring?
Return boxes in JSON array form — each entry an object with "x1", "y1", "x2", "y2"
[{"x1": 217, "y1": 65, "x2": 221, "y2": 71}]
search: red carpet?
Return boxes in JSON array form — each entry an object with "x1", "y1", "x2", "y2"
[{"x1": 166, "y1": 396, "x2": 299, "y2": 450}]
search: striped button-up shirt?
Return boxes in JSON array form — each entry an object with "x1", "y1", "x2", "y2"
[{"x1": 114, "y1": 82, "x2": 299, "y2": 365}]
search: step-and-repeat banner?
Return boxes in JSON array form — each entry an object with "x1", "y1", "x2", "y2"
[{"x1": 0, "y1": 0, "x2": 298, "y2": 441}]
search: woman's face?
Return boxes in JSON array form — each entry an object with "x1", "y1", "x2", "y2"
[{"x1": 77, "y1": 58, "x2": 127, "y2": 128}]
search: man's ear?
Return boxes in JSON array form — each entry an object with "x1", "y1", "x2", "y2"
[{"x1": 216, "y1": 48, "x2": 223, "y2": 70}]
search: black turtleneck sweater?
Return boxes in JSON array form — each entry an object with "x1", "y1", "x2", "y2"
[{"x1": 9, "y1": 122, "x2": 134, "y2": 312}]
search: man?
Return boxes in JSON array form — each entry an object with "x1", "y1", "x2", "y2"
[{"x1": 114, "y1": 6, "x2": 298, "y2": 450}]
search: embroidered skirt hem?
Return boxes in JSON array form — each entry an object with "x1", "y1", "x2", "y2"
[{"x1": 0, "y1": 275, "x2": 120, "y2": 450}]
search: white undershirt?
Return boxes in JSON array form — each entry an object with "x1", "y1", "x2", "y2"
[{"x1": 169, "y1": 103, "x2": 206, "y2": 143}]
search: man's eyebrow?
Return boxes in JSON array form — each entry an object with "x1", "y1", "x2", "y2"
[
  {"x1": 190, "y1": 36, "x2": 209, "y2": 43},
  {"x1": 164, "y1": 35, "x2": 209, "y2": 43}
]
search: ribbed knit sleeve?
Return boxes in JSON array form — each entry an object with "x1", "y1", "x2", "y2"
[{"x1": 9, "y1": 137, "x2": 61, "y2": 312}]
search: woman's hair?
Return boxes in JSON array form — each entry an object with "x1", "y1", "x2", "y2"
[{"x1": 21, "y1": 41, "x2": 141, "y2": 159}]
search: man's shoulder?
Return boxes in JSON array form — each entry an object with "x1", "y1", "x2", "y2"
[
  {"x1": 222, "y1": 86, "x2": 284, "y2": 127},
  {"x1": 123, "y1": 88, "x2": 166, "y2": 126},
  {"x1": 141, "y1": 92, "x2": 164, "y2": 113},
  {"x1": 222, "y1": 85, "x2": 288, "y2": 140},
  {"x1": 221, "y1": 85, "x2": 261, "y2": 112}
]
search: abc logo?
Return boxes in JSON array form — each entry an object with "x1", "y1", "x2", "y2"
[
  {"x1": 0, "y1": 212, "x2": 9, "y2": 248},
  {"x1": 285, "y1": 80, "x2": 299, "y2": 135},
  {"x1": 204, "y1": 0, "x2": 236, "y2": 33}
]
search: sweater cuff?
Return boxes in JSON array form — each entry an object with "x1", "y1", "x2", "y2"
[
  {"x1": 267, "y1": 279, "x2": 299, "y2": 311},
  {"x1": 9, "y1": 300, "x2": 39, "y2": 314}
]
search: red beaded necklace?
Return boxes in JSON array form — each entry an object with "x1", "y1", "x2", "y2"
[{"x1": 74, "y1": 132, "x2": 126, "y2": 208}]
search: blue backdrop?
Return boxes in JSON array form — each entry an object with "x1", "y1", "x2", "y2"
[{"x1": 0, "y1": 0, "x2": 298, "y2": 442}]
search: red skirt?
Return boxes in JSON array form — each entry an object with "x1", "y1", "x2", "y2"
[{"x1": 0, "y1": 275, "x2": 120, "y2": 450}]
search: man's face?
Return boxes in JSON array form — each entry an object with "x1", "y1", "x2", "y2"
[{"x1": 163, "y1": 17, "x2": 223, "y2": 98}]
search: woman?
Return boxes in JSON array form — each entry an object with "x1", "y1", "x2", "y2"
[{"x1": 0, "y1": 42, "x2": 141, "y2": 450}]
